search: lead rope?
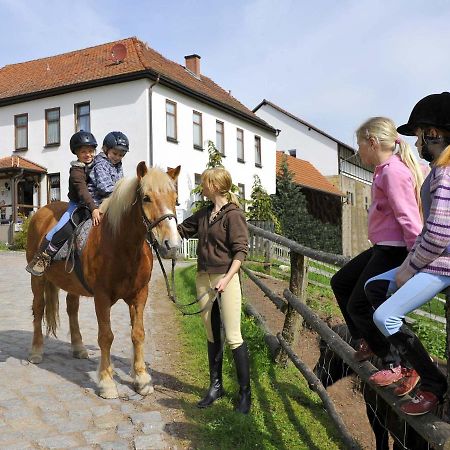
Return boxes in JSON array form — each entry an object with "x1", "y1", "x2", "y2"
[{"x1": 151, "y1": 236, "x2": 177, "y2": 304}]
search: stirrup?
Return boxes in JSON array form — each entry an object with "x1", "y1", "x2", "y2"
[{"x1": 26, "y1": 252, "x2": 52, "y2": 276}]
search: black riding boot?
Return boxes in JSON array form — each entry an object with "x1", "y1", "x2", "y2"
[
  {"x1": 197, "y1": 340, "x2": 224, "y2": 408},
  {"x1": 232, "y1": 341, "x2": 251, "y2": 414},
  {"x1": 388, "y1": 325, "x2": 447, "y2": 399}
]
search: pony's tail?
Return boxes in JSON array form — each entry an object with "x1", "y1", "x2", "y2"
[{"x1": 44, "y1": 279, "x2": 60, "y2": 338}]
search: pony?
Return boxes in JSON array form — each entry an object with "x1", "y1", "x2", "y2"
[
  {"x1": 313, "y1": 323, "x2": 430, "y2": 450},
  {"x1": 25, "y1": 162, "x2": 181, "y2": 399}
]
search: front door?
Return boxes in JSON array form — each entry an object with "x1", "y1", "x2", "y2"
[{"x1": 17, "y1": 179, "x2": 34, "y2": 217}]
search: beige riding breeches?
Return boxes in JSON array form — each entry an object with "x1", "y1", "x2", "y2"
[{"x1": 195, "y1": 272, "x2": 243, "y2": 350}]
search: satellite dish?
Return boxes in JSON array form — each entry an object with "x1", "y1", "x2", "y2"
[{"x1": 111, "y1": 43, "x2": 127, "y2": 64}]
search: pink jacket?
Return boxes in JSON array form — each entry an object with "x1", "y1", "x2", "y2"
[{"x1": 368, "y1": 155, "x2": 422, "y2": 250}]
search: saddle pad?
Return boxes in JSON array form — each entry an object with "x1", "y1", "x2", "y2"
[{"x1": 53, "y1": 219, "x2": 92, "y2": 261}]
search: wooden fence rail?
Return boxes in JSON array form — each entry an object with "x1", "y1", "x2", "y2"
[{"x1": 245, "y1": 223, "x2": 450, "y2": 449}]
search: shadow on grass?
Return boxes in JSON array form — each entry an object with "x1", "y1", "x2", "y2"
[{"x1": 165, "y1": 265, "x2": 346, "y2": 449}]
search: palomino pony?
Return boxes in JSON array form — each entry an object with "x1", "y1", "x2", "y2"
[{"x1": 26, "y1": 162, "x2": 181, "y2": 399}]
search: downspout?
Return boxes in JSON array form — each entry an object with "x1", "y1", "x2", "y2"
[{"x1": 148, "y1": 74, "x2": 160, "y2": 167}]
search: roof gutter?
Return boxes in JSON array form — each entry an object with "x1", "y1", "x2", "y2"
[{"x1": 0, "y1": 71, "x2": 276, "y2": 134}]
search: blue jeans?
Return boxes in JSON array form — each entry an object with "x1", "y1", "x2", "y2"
[
  {"x1": 46, "y1": 201, "x2": 78, "y2": 241},
  {"x1": 366, "y1": 268, "x2": 450, "y2": 336}
]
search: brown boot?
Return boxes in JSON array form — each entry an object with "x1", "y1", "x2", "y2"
[{"x1": 26, "y1": 239, "x2": 52, "y2": 276}]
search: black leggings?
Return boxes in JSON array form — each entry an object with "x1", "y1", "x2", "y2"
[{"x1": 331, "y1": 245, "x2": 408, "y2": 363}]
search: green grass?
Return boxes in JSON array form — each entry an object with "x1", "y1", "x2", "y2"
[
  {"x1": 409, "y1": 314, "x2": 446, "y2": 359},
  {"x1": 174, "y1": 264, "x2": 347, "y2": 450},
  {"x1": 0, "y1": 242, "x2": 9, "y2": 251}
]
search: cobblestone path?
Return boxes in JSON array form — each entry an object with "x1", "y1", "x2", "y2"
[{"x1": 0, "y1": 251, "x2": 176, "y2": 449}]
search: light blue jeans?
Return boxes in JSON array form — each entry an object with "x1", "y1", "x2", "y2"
[
  {"x1": 366, "y1": 268, "x2": 450, "y2": 336},
  {"x1": 46, "y1": 200, "x2": 78, "y2": 241}
]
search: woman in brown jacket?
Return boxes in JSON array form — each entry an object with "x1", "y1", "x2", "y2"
[{"x1": 177, "y1": 167, "x2": 251, "y2": 414}]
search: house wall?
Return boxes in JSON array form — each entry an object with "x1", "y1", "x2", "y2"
[
  {"x1": 329, "y1": 174, "x2": 371, "y2": 256},
  {"x1": 254, "y1": 104, "x2": 338, "y2": 175},
  {"x1": 0, "y1": 79, "x2": 150, "y2": 208},
  {"x1": 0, "y1": 80, "x2": 276, "y2": 224},
  {"x1": 152, "y1": 84, "x2": 276, "y2": 220}
]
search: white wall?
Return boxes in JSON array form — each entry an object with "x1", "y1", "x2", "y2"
[
  {"x1": 255, "y1": 104, "x2": 339, "y2": 176},
  {"x1": 0, "y1": 80, "x2": 276, "y2": 219},
  {"x1": 151, "y1": 84, "x2": 276, "y2": 218},
  {"x1": 0, "y1": 79, "x2": 149, "y2": 206}
]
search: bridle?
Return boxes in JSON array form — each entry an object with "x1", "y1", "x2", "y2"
[
  {"x1": 137, "y1": 191, "x2": 217, "y2": 315},
  {"x1": 140, "y1": 207, "x2": 178, "y2": 304}
]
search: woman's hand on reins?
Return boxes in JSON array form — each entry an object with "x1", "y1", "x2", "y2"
[{"x1": 215, "y1": 276, "x2": 230, "y2": 293}]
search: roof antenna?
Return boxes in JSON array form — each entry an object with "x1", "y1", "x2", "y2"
[{"x1": 111, "y1": 43, "x2": 127, "y2": 64}]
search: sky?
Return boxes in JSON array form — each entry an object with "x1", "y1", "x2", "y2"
[{"x1": 1, "y1": 0, "x2": 450, "y2": 149}]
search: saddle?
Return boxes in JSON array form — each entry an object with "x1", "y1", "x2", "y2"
[{"x1": 53, "y1": 206, "x2": 93, "y2": 294}]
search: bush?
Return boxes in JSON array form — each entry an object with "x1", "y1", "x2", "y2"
[{"x1": 11, "y1": 214, "x2": 32, "y2": 250}]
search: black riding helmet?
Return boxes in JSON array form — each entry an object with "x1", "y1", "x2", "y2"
[
  {"x1": 103, "y1": 131, "x2": 129, "y2": 153},
  {"x1": 70, "y1": 130, "x2": 98, "y2": 154},
  {"x1": 397, "y1": 92, "x2": 450, "y2": 136}
]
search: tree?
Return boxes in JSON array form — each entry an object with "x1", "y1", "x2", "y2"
[
  {"x1": 190, "y1": 140, "x2": 240, "y2": 212},
  {"x1": 272, "y1": 154, "x2": 342, "y2": 253},
  {"x1": 246, "y1": 175, "x2": 281, "y2": 233}
]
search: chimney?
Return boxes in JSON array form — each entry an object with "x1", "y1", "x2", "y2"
[{"x1": 185, "y1": 54, "x2": 201, "y2": 77}]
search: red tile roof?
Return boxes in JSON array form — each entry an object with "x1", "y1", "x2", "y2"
[
  {"x1": 0, "y1": 155, "x2": 47, "y2": 173},
  {"x1": 276, "y1": 151, "x2": 344, "y2": 196},
  {"x1": 0, "y1": 37, "x2": 273, "y2": 132}
]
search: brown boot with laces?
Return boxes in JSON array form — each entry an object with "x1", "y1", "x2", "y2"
[{"x1": 26, "y1": 251, "x2": 52, "y2": 276}]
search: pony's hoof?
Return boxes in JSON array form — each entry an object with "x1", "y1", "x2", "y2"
[
  {"x1": 28, "y1": 352, "x2": 43, "y2": 364},
  {"x1": 72, "y1": 348, "x2": 89, "y2": 359},
  {"x1": 98, "y1": 385, "x2": 119, "y2": 399},
  {"x1": 135, "y1": 382, "x2": 154, "y2": 396},
  {"x1": 134, "y1": 372, "x2": 153, "y2": 396}
]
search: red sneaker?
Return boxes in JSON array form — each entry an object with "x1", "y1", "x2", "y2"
[
  {"x1": 354, "y1": 339, "x2": 374, "y2": 362},
  {"x1": 400, "y1": 390, "x2": 439, "y2": 416},
  {"x1": 369, "y1": 365, "x2": 403, "y2": 386},
  {"x1": 393, "y1": 368, "x2": 420, "y2": 397}
]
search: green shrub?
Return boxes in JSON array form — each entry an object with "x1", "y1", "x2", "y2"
[{"x1": 11, "y1": 214, "x2": 32, "y2": 250}]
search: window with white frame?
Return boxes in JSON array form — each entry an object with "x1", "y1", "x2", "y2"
[
  {"x1": 238, "y1": 183, "x2": 246, "y2": 210},
  {"x1": 45, "y1": 108, "x2": 60, "y2": 146},
  {"x1": 194, "y1": 173, "x2": 202, "y2": 202},
  {"x1": 216, "y1": 120, "x2": 224, "y2": 155},
  {"x1": 75, "y1": 102, "x2": 90, "y2": 132},
  {"x1": 237, "y1": 128, "x2": 244, "y2": 162},
  {"x1": 48, "y1": 173, "x2": 61, "y2": 202},
  {"x1": 346, "y1": 191, "x2": 354, "y2": 206},
  {"x1": 14, "y1": 113, "x2": 28, "y2": 150},
  {"x1": 193, "y1": 111, "x2": 202, "y2": 149},
  {"x1": 254, "y1": 136, "x2": 262, "y2": 167},
  {"x1": 166, "y1": 100, "x2": 177, "y2": 141}
]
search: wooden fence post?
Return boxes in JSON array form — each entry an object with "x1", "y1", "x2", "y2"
[
  {"x1": 276, "y1": 251, "x2": 308, "y2": 367},
  {"x1": 263, "y1": 239, "x2": 272, "y2": 273}
]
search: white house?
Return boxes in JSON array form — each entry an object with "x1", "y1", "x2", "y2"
[
  {"x1": 253, "y1": 99, "x2": 373, "y2": 256},
  {"x1": 0, "y1": 37, "x2": 277, "y2": 242}
]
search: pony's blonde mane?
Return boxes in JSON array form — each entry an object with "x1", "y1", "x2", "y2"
[{"x1": 100, "y1": 167, "x2": 175, "y2": 235}]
